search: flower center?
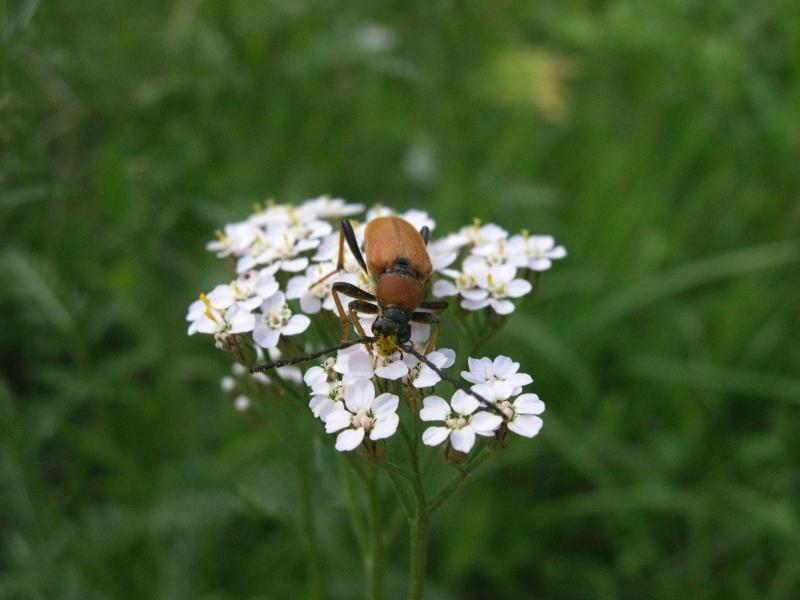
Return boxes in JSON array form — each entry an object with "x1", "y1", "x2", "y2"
[
  {"x1": 352, "y1": 409, "x2": 373, "y2": 431},
  {"x1": 446, "y1": 415, "x2": 469, "y2": 430},
  {"x1": 456, "y1": 272, "x2": 475, "y2": 288},
  {"x1": 499, "y1": 400, "x2": 515, "y2": 420},
  {"x1": 267, "y1": 303, "x2": 292, "y2": 329}
]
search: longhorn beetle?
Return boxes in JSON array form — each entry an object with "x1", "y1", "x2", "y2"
[{"x1": 252, "y1": 216, "x2": 505, "y2": 416}]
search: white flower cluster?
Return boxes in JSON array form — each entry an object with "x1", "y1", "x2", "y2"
[
  {"x1": 187, "y1": 197, "x2": 564, "y2": 456},
  {"x1": 432, "y1": 222, "x2": 566, "y2": 314}
]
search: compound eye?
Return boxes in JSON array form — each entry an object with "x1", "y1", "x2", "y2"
[{"x1": 372, "y1": 319, "x2": 386, "y2": 336}]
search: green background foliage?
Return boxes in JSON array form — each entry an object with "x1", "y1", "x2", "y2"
[{"x1": 2, "y1": 0, "x2": 799, "y2": 598}]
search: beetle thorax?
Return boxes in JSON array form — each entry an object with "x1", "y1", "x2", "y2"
[{"x1": 376, "y1": 271, "x2": 423, "y2": 312}]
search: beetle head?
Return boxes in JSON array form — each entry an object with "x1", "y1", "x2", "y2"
[{"x1": 372, "y1": 307, "x2": 411, "y2": 346}]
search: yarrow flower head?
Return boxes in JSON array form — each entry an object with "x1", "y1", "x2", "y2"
[
  {"x1": 187, "y1": 196, "x2": 568, "y2": 600},
  {"x1": 187, "y1": 195, "x2": 564, "y2": 457},
  {"x1": 323, "y1": 380, "x2": 400, "y2": 451},
  {"x1": 420, "y1": 391, "x2": 503, "y2": 453}
]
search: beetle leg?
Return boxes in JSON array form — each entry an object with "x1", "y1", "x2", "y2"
[
  {"x1": 420, "y1": 225, "x2": 431, "y2": 245},
  {"x1": 332, "y1": 282, "x2": 376, "y2": 301},
  {"x1": 348, "y1": 300, "x2": 379, "y2": 354},
  {"x1": 332, "y1": 282, "x2": 378, "y2": 341},
  {"x1": 410, "y1": 311, "x2": 442, "y2": 354},
  {"x1": 310, "y1": 219, "x2": 369, "y2": 288},
  {"x1": 418, "y1": 298, "x2": 448, "y2": 314}
]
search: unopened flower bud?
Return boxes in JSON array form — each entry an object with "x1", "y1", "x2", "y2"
[
  {"x1": 234, "y1": 395, "x2": 251, "y2": 412},
  {"x1": 444, "y1": 442, "x2": 469, "y2": 466},
  {"x1": 489, "y1": 423, "x2": 512, "y2": 450},
  {"x1": 215, "y1": 332, "x2": 258, "y2": 368},
  {"x1": 357, "y1": 439, "x2": 386, "y2": 464}
]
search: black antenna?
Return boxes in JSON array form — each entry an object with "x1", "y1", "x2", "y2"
[
  {"x1": 251, "y1": 336, "x2": 376, "y2": 373},
  {"x1": 402, "y1": 345, "x2": 506, "y2": 418}
]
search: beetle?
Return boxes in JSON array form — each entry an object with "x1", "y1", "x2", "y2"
[
  {"x1": 251, "y1": 216, "x2": 505, "y2": 417},
  {"x1": 315, "y1": 215, "x2": 448, "y2": 356}
]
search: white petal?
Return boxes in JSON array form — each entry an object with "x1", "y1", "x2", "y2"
[
  {"x1": 371, "y1": 393, "x2": 399, "y2": 417},
  {"x1": 300, "y1": 292, "x2": 322, "y2": 314},
  {"x1": 471, "y1": 383, "x2": 499, "y2": 402},
  {"x1": 413, "y1": 365, "x2": 441, "y2": 388},
  {"x1": 228, "y1": 308, "x2": 256, "y2": 333},
  {"x1": 508, "y1": 415, "x2": 543, "y2": 438},
  {"x1": 529, "y1": 258, "x2": 552, "y2": 271},
  {"x1": 344, "y1": 379, "x2": 375, "y2": 413},
  {"x1": 370, "y1": 413, "x2": 399, "y2": 440},
  {"x1": 470, "y1": 412, "x2": 503, "y2": 435},
  {"x1": 256, "y1": 279, "x2": 280, "y2": 299},
  {"x1": 282, "y1": 314, "x2": 311, "y2": 336},
  {"x1": 309, "y1": 395, "x2": 333, "y2": 418},
  {"x1": 491, "y1": 299, "x2": 515, "y2": 315},
  {"x1": 253, "y1": 324, "x2": 280, "y2": 349},
  {"x1": 506, "y1": 279, "x2": 532, "y2": 298},
  {"x1": 375, "y1": 360, "x2": 408, "y2": 380},
  {"x1": 514, "y1": 393, "x2": 545, "y2": 415},
  {"x1": 492, "y1": 356, "x2": 517, "y2": 376},
  {"x1": 449, "y1": 427, "x2": 476, "y2": 453},
  {"x1": 261, "y1": 292, "x2": 285, "y2": 312},
  {"x1": 461, "y1": 297, "x2": 489, "y2": 311},
  {"x1": 422, "y1": 426, "x2": 451, "y2": 447},
  {"x1": 549, "y1": 245, "x2": 567, "y2": 259},
  {"x1": 508, "y1": 373, "x2": 533, "y2": 387},
  {"x1": 324, "y1": 409, "x2": 351, "y2": 433},
  {"x1": 335, "y1": 427, "x2": 365, "y2": 451},
  {"x1": 435, "y1": 348, "x2": 456, "y2": 369},
  {"x1": 303, "y1": 366, "x2": 326, "y2": 387},
  {"x1": 419, "y1": 396, "x2": 450, "y2": 421},
  {"x1": 281, "y1": 258, "x2": 309, "y2": 272},
  {"x1": 433, "y1": 280, "x2": 458, "y2": 297},
  {"x1": 285, "y1": 276, "x2": 307, "y2": 300},
  {"x1": 460, "y1": 288, "x2": 488, "y2": 301},
  {"x1": 206, "y1": 285, "x2": 235, "y2": 308},
  {"x1": 450, "y1": 390, "x2": 479, "y2": 416}
]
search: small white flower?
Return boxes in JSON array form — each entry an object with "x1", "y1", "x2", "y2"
[
  {"x1": 205, "y1": 267, "x2": 281, "y2": 313},
  {"x1": 365, "y1": 206, "x2": 436, "y2": 232},
  {"x1": 503, "y1": 393, "x2": 545, "y2": 438},
  {"x1": 452, "y1": 221, "x2": 508, "y2": 248},
  {"x1": 287, "y1": 262, "x2": 356, "y2": 314},
  {"x1": 297, "y1": 195, "x2": 365, "y2": 220},
  {"x1": 221, "y1": 376, "x2": 236, "y2": 393},
  {"x1": 187, "y1": 295, "x2": 256, "y2": 335},
  {"x1": 253, "y1": 292, "x2": 311, "y2": 349},
  {"x1": 471, "y1": 237, "x2": 526, "y2": 267},
  {"x1": 234, "y1": 395, "x2": 251, "y2": 412},
  {"x1": 506, "y1": 233, "x2": 567, "y2": 271},
  {"x1": 471, "y1": 384, "x2": 545, "y2": 439},
  {"x1": 408, "y1": 348, "x2": 456, "y2": 388},
  {"x1": 461, "y1": 355, "x2": 533, "y2": 396},
  {"x1": 420, "y1": 390, "x2": 503, "y2": 453},
  {"x1": 324, "y1": 380, "x2": 400, "y2": 451},
  {"x1": 206, "y1": 221, "x2": 259, "y2": 257},
  {"x1": 304, "y1": 364, "x2": 346, "y2": 420},
  {"x1": 433, "y1": 257, "x2": 489, "y2": 304},
  {"x1": 460, "y1": 261, "x2": 532, "y2": 314}
]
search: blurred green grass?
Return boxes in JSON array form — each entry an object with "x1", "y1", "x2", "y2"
[{"x1": 2, "y1": 0, "x2": 799, "y2": 598}]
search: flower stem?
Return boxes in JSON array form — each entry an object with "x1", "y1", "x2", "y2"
[
  {"x1": 407, "y1": 510, "x2": 429, "y2": 600},
  {"x1": 365, "y1": 468, "x2": 384, "y2": 600},
  {"x1": 296, "y1": 453, "x2": 323, "y2": 600}
]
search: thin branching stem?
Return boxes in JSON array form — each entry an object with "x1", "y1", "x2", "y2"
[{"x1": 428, "y1": 446, "x2": 492, "y2": 514}]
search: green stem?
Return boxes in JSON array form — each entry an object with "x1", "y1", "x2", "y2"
[
  {"x1": 296, "y1": 454, "x2": 323, "y2": 600},
  {"x1": 428, "y1": 446, "x2": 492, "y2": 514},
  {"x1": 365, "y1": 468, "x2": 384, "y2": 600},
  {"x1": 340, "y1": 455, "x2": 368, "y2": 555},
  {"x1": 407, "y1": 511, "x2": 429, "y2": 600}
]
